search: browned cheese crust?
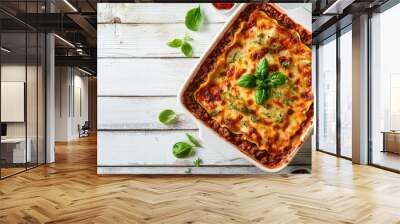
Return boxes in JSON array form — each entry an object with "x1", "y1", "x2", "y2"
[{"x1": 182, "y1": 3, "x2": 313, "y2": 170}]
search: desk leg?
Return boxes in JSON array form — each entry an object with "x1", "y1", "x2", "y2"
[{"x1": 382, "y1": 133, "x2": 386, "y2": 153}]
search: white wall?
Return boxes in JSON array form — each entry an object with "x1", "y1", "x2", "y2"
[{"x1": 55, "y1": 67, "x2": 89, "y2": 141}]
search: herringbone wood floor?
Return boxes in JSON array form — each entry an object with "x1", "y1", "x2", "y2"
[{"x1": 0, "y1": 134, "x2": 400, "y2": 224}]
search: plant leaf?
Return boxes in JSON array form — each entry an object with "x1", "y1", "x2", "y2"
[
  {"x1": 255, "y1": 87, "x2": 270, "y2": 105},
  {"x1": 193, "y1": 158, "x2": 202, "y2": 167},
  {"x1": 268, "y1": 72, "x2": 288, "y2": 88},
  {"x1": 185, "y1": 6, "x2": 204, "y2": 32},
  {"x1": 237, "y1": 74, "x2": 256, "y2": 88},
  {"x1": 167, "y1": 38, "x2": 183, "y2": 48},
  {"x1": 256, "y1": 79, "x2": 268, "y2": 89},
  {"x1": 256, "y1": 58, "x2": 268, "y2": 80},
  {"x1": 186, "y1": 133, "x2": 201, "y2": 147},
  {"x1": 183, "y1": 34, "x2": 193, "y2": 42},
  {"x1": 158, "y1": 109, "x2": 178, "y2": 125},
  {"x1": 172, "y1": 142, "x2": 194, "y2": 158},
  {"x1": 181, "y1": 42, "x2": 193, "y2": 57}
]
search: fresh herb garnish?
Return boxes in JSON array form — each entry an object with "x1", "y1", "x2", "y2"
[
  {"x1": 283, "y1": 98, "x2": 291, "y2": 105},
  {"x1": 158, "y1": 109, "x2": 178, "y2": 125},
  {"x1": 241, "y1": 120, "x2": 248, "y2": 127},
  {"x1": 268, "y1": 72, "x2": 288, "y2": 88},
  {"x1": 167, "y1": 34, "x2": 193, "y2": 58},
  {"x1": 237, "y1": 74, "x2": 256, "y2": 88},
  {"x1": 237, "y1": 58, "x2": 288, "y2": 105},
  {"x1": 255, "y1": 58, "x2": 268, "y2": 79},
  {"x1": 181, "y1": 42, "x2": 193, "y2": 57},
  {"x1": 257, "y1": 33, "x2": 263, "y2": 45},
  {"x1": 186, "y1": 133, "x2": 202, "y2": 147},
  {"x1": 172, "y1": 142, "x2": 194, "y2": 158},
  {"x1": 255, "y1": 87, "x2": 270, "y2": 105},
  {"x1": 185, "y1": 6, "x2": 204, "y2": 32},
  {"x1": 228, "y1": 52, "x2": 238, "y2": 64},
  {"x1": 193, "y1": 158, "x2": 202, "y2": 167},
  {"x1": 250, "y1": 114, "x2": 259, "y2": 123},
  {"x1": 183, "y1": 34, "x2": 193, "y2": 42},
  {"x1": 172, "y1": 134, "x2": 202, "y2": 159},
  {"x1": 240, "y1": 106, "x2": 251, "y2": 114},
  {"x1": 167, "y1": 38, "x2": 183, "y2": 48}
]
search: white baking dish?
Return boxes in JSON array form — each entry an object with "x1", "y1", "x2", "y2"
[{"x1": 177, "y1": 3, "x2": 313, "y2": 173}]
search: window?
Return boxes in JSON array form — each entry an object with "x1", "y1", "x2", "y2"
[
  {"x1": 370, "y1": 3, "x2": 400, "y2": 171},
  {"x1": 0, "y1": 1, "x2": 46, "y2": 179},
  {"x1": 339, "y1": 27, "x2": 352, "y2": 158},
  {"x1": 317, "y1": 36, "x2": 337, "y2": 154}
]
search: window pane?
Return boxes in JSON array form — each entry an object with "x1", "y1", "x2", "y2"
[
  {"x1": 371, "y1": 4, "x2": 400, "y2": 171},
  {"x1": 1, "y1": 30, "x2": 27, "y2": 177},
  {"x1": 340, "y1": 29, "x2": 352, "y2": 158},
  {"x1": 318, "y1": 37, "x2": 337, "y2": 154},
  {"x1": 27, "y1": 31, "x2": 38, "y2": 169}
]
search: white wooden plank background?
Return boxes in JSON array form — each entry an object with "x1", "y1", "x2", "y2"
[
  {"x1": 98, "y1": 3, "x2": 228, "y2": 24},
  {"x1": 98, "y1": 58, "x2": 196, "y2": 96},
  {"x1": 97, "y1": 3, "x2": 312, "y2": 174},
  {"x1": 98, "y1": 97, "x2": 196, "y2": 130},
  {"x1": 98, "y1": 23, "x2": 223, "y2": 58}
]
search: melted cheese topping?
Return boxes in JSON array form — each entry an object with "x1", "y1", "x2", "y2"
[{"x1": 194, "y1": 9, "x2": 312, "y2": 152}]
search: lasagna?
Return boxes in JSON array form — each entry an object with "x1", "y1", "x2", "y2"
[{"x1": 182, "y1": 3, "x2": 313, "y2": 171}]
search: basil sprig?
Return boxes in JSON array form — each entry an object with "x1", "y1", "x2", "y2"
[
  {"x1": 171, "y1": 133, "x2": 202, "y2": 159},
  {"x1": 193, "y1": 158, "x2": 202, "y2": 167},
  {"x1": 237, "y1": 58, "x2": 288, "y2": 105},
  {"x1": 185, "y1": 6, "x2": 204, "y2": 32},
  {"x1": 167, "y1": 34, "x2": 193, "y2": 57}
]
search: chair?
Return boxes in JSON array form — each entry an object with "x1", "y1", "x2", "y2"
[{"x1": 79, "y1": 121, "x2": 90, "y2": 138}]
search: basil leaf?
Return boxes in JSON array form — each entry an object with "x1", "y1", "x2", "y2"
[
  {"x1": 181, "y1": 42, "x2": 193, "y2": 57},
  {"x1": 185, "y1": 6, "x2": 204, "y2": 32},
  {"x1": 255, "y1": 87, "x2": 270, "y2": 105},
  {"x1": 237, "y1": 74, "x2": 256, "y2": 88},
  {"x1": 256, "y1": 79, "x2": 268, "y2": 89},
  {"x1": 167, "y1": 38, "x2": 183, "y2": 48},
  {"x1": 183, "y1": 34, "x2": 193, "y2": 42},
  {"x1": 193, "y1": 158, "x2": 202, "y2": 167},
  {"x1": 186, "y1": 133, "x2": 201, "y2": 147},
  {"x1": 268, "y1": 72, "x2": 288, "y2": 88},
  {"x1": 172, "y1": 142, "x2": 194, "y2": 158},
  {"x1": 158, "y1": 109, "x2": 178, "y2": 125},
  {"x1": 256, "y1": 58, "x2": 268, "y2": 80}
]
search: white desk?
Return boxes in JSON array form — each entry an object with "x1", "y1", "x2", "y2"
[{"x1": 1, "y1": 138, "x2": 31, "y2": 163}]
